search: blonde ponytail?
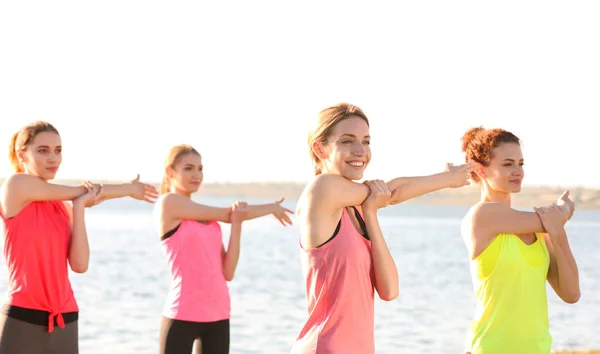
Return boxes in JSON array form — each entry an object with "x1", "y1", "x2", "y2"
[
  {"x1": 160, "y1": 174, "x2": 171, "y2": 194},
  {"x1": 8, "y1": 131, "x2": 24, "y2": 173}
]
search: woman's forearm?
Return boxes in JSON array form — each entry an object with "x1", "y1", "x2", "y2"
[
  {"x1": 549, "y1": 230, "x2": 580, "y2": 303},
  {"x1": 222, "y1": 222, "x2": 242, "y2": 281},
  {"x1": 363, "y1": 211, "x2": 399, "y2": 301},
  {"x1": 386, "y1": 172, "x2": 451, "y2": 204},
  {"x1": 68, "y1": 201, "x2": 90, "y2": 273}
]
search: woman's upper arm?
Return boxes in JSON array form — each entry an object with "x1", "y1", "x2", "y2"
[
  {"x1": 62, "y1": 201, "x2": 74, "y2": 230},
  {"x1": 309, "y1": 174, "x2": 369, "y2": 212},
  {"x1": 472, "y1": 203, "x2": 545, "y2": 236},
  {"x1": 5, "y1": 174, "x2": 84, "y2": 204},
  {"x1": 161, "y1": 194, "x2": 231, "y2": 222},
  {"x1": 1, "y1": 174, "x2": 82, "y2": 218}
]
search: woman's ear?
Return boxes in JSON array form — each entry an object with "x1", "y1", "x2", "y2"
[
  {"x1": 474, "y1": 163, "x2": 486, "y2": 179},
  {"x1": 312, "y1": 141, "x2": 327, "y2": 160},
  {"x1": 166, "y1": 166, "x2": 175, "y2": 180},
  {"x1": 16, "y1": 149, "x2": 25, "y2": 164}
]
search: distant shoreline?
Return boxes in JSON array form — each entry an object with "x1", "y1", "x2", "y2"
[{"x1": 2, "y1": 178, "x2": 598, "y2": 210}]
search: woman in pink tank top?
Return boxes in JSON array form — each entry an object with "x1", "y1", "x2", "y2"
[
  {"x1": 154, "y1": 144, "x2": 294, "y2": 354},
  {"x1": 0, "y1": 121, "x2": 159, "y2": 354},
  {"x1": 292, "y1": 103, "x2": 475, "y2": 354}
]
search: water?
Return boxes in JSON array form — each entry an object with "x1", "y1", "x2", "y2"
[{"x1": 1, "y1": 197, "x2": 599, "y2": 353}]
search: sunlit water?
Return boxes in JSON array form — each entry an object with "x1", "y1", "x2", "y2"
[{"x1": 1, "y1": 197, "x2": 598, "y2": 353}]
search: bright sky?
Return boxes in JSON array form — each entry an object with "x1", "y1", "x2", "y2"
[{"x1": 1, "y1": 1, "x2": 598, "y2": 187}]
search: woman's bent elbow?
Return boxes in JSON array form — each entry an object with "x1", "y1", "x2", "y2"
[
  {"x1": 379, "y1": 288, "x2": 399, "y2": 301},
  {"x1": 564, "y1": 291, "x2": 581, "y2": 304},
  {"x1": 70, "y1": 264, "x2": 88, "y2": 274}
]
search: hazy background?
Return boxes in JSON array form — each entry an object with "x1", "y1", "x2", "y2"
[
  {"x1": 1, "y1": 2, "x2": 599, "y2": 353},
  {"x1": 1, "y1": 1, "x2": 598, "y2": 187}
]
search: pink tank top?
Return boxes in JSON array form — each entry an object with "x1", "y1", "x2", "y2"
[
  {"x1": 293, "y1": 207, "x2": 375, "y2": 354},
  {"x1": 160, "y1": 219, "x2": 230, "y2": 322},
  {"x1": 0, "y1": 201, "x2": 78, "y2": 333}
]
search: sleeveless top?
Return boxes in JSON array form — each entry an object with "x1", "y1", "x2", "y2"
[
  {"x1": 1, "y1": 201, "x2": 78, "y2": 332},
  {"x1": 292, "y1": 207, "x2": 375, "y2": 354},
  {"x1": 466, "y1": 233, "x2": 552, "y2": 354},
  {"x1": 160, "y1": 219, "x2": 230, "y2": 322}
]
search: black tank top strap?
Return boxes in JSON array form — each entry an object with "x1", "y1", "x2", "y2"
[
  {"x1": 161, "y1": 223, "x2": 181, "y2": 241},
  {"x1": 350, "y1": 206, "x2": 369, "y2": 240}
]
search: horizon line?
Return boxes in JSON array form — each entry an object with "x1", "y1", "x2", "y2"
[{"x1": 0, "y1": 176, "x2": 598, "y2": 190}]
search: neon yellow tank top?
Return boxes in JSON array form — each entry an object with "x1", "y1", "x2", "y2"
[{"x1": 466, "y1": 233, "x2": 552, "y2": 354}]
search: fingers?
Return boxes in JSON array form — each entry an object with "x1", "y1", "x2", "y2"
[
  {"x1": 375, "y1": 180, "x2": 390, "y2": 195},
  {"x1": 280, "y1": 213, "x2": 293, "y2": 225},
  {"x1": 231, "y1": 200, "x2": 249, "y2": 213},
  {"x1": 364, "y1": 180, "x2": 389, "y2": 194},
  {"x1": 132, "y1": 174, "x2": 140, "y2": 182},
  {"x1": 365, "y1": 179, "x2": 391, "y2": 196},
  {"x1": 144, "y1": 185, "x2": 159, "y2": 201},
  {"x1": 96, "y1": 184, "x2": 104, "y2": 198},
  {"x1": 83, "y1": 180, "x2": 93, "y2": 192},
  {"x1": 93, "y1": 185, "x2": 106, "y2": 206}
]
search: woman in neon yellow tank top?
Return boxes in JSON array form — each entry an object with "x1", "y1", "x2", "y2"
[{"x1": 460, "y1": 126, "x2": 580, "y2": 354}]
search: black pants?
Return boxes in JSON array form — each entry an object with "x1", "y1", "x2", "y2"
[
  {"x1": 0, "y1": 314, "x2": 78, "y2": 354},
  {"x1": 159, "y1": 317, "x2": 230, "y2": 354}
]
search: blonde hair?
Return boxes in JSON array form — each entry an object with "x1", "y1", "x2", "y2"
[
  {"x1": 308, "y1": 103, "x2": 369, "y2": 175},
  {"x1": 9, "y1": 121, "x2": 60, "y2": 173},
  {"x1": 161, "y1": 144, "x2": 201, "y2": 193}
]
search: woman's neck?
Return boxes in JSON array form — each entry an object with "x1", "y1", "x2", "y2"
[
  {"x1": 480, "y1": 183, "x2": 511, "y2": 207},
  {"x1": 171, "y1": 188, "x2": 192, "y2": 198}
]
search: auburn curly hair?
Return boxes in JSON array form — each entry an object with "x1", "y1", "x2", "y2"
[{"x1": 461, "y1": 126, "x2": 520, "y2": 182}]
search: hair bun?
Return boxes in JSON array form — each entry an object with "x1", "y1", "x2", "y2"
[{"x1": 461, "y1": 126, "x2": 485, "y2": 153}]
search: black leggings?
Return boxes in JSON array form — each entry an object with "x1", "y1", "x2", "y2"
[
  {"x1": 159, "y1": 317, "x2": 230, "y2": 354},
  {"x1": 0, "y1": 314, "x2": 78, "y2": 354}
]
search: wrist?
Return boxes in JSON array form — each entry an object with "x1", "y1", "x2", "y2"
[
  {"x1": 268, "y1": 202, "x2": 278, "y2": 213},
  {"x1": 125, "y1": 182, "x2": 136, "y2": 197},
  {"x1": 548, "y1": 227, "x2": 567, "y2": 238},
  {"x1": 440, "y1": 171, "x2": 453, "y2": 188},
  {"x1": 361, "y1": 207, "x2": 377, "y2": 217}
]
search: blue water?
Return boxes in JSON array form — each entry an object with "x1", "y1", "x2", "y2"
[{"x1": 1, "y1": 197, "x2": 598, "y2": 353}]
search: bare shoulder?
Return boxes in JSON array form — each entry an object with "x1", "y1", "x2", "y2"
[
  {"x1": 462, "y1": 202, "x2": 499, "y2": 239},
  {"x1": 468, "y1": 201, "x2": 508, "y2": 226},
  {"x1": 158, "y1": 192, "x2": 178, "y2": 205},
  {"x1": 0, "y1": 174, "x2": 31, "y2": 217},
  {"x1": 2, "y1": 173, "x2": 31, "y2": 192},
  {"x1": 306, "y1": 174, "x2": 337, "y2": 197},
  {"x1": 158, "y1": 192, "x2": 190, "y2": 209}
]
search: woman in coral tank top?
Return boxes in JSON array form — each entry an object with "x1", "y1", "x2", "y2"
[
  {"x1": 459, "y1": 126, "x2": 580, "y2": 354},
  {"x1": 0, "y1": 121, "x2": 158, "y2": 354},
  {"x1": 291, "y1": 103, "x2": 474, "y2": 354},
  {"x1": 154, "y1": 144, "x2": 294, "y2": 354}
]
